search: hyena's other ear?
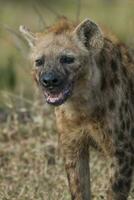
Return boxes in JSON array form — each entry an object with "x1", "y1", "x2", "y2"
[
  {"x1": 73, "y1": 19, "x2": 104, "y2": 52},
  {"x1": 19, "y1": 25, "x2": 37, "y2": 48}
]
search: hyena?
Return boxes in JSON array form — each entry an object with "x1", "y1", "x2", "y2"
[{"x1": 20, "y1": 18, "x2": 134, "y2": 200}]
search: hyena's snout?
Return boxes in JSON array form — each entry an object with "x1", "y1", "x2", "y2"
[
  {"x1": 39, "y1": 70, "x2": 73, "y2": 106},
  {"x1": 40, "y1": 71, "x2": 64, "y2": 90}
]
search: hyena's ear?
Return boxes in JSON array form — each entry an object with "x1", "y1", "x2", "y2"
[
  {"x1": 73, "y1": 19, "x2": 104, "y2": 52},
  {"x1": 19, "y1": 25, "x2": 37, "y2": 48}
]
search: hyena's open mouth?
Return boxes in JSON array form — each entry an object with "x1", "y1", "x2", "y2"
[
  {"x1": 42, "y1": 83, "x2": 73, "y2": 106},
  {"x1": 39, "y1": 71, "x2": 73, "y2": 106}
]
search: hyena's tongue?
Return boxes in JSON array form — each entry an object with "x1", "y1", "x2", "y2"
[
  {"x1": 46, "y1": 92, "x2": 64, "y2": 104},
  {"x1": 44, "y1": 84, "x2": 72, "y2": 106}
]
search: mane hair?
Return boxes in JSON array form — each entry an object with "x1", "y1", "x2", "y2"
[{"x1": 46, "y1": 17, "x2": 76, "y2": 34}]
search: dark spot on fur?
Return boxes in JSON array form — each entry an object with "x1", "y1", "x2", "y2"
[
  {"x1": 123, "y1": 77, "x2": 127, "y2": 84},
  {"x1": 108, "y1": 129, "x2": 112, "y2": 135},
  {"x1": 110, "y1": 79, "x2": 115, "y2": 89},
  {"x1": 117, "y1": 48, "x2": 122, "y2": 61},
  {"x1": 112, "y1": 178, "x2": 124, "y2": 192},
  {"x1": 89, "y1": 136, "x2": 99, "y2": 149},
  {"x1": 115, "y1": 149, "x2": 125, "y2": 158},
  {"x1": 122, "y1": 67, "x2": 127, "y2": 77},
  {"x1": 71, "y1": 193, "x2": 76, "y2": 200},
  {"x1": 99, "y1": 49, "x2": 106, "y2": 66},
  {"x1": 75, "y1": 176, "x2": 80, "y2": 186},
  {"x1": 126, "y1": 119, "x2": 130, "y2": 130},
  {"x1": 131, "y1": 128, "x2": 134, "y2": 137},
  {"x1": 129, "y1": 79, "x2": 133, "y2": 91},
  {"x1": 124, "y1": 179, "x2": 131, "y2": 192},
  {"x1": 110, "y1": 163, "x2": 115, "y2": 169},
  {"x1": 100, "y1": 76, "x2": 107, "y2": 91},
  {"x1": 125, "y1": 90, "x2": 129, "y2": 99},
  {"x1": 109, "y1": 99, "x2": 115, "y2": 111},
  {"x1": 124, "y1": 143, "x2": 130, "y2": 150},
  {"x1": 66, "y1": 173, "x2": 70, "y2": 183},
  {"x1": 130, "y1": 156, "x2": 134, "y2": 166},
  {"x1": 114, "y1": 124, "x2": 118, "y2": 133},
  {"x1": 121, "y1": 120, "x2": 125, "y2": 131},
  {"x1": 129, "y1": 79, "x2": 134, "y2": 105},
  {"x1": 110, "y1": 76, "x2": 120, "y2": 89},
  {"x1": 111, "y1": 59, "x2": 118, "y2": 72},
  {"x1": 119, "y1": 107, "x2": 123, "y2": 122},
  {"x1": 101, "y1": 107, "x2": 106, "y2": 116},
  {"x1": 118, "y1": 131, "x2": 124, "y2": 141},
  {"x1": 120, "y1": 162, "x2": 132, "y2": 177},
  {"x1": 114, "y1": 74, "x2": 120, "y2": 85},
  {"x1": 121, "y1": 101, "x2": 125, "y2": 107},
  {"x1": 121, "y1": 101, "x2": 128, "y2": 116},
  {"x1": 92, "y1": 106, "x2": 106, "y2": 120},
  {"x1": 129, "y1": 145, "x2": 134, "y2": 154},
  {"x1": 125, "y1": 168, "x2": 132, "y2": 177},
  {"x1": 118, "y1": 157, "x2": 124, "y2": 165},
  {"x1": 124, "y1": 103, "x2": 129, "y2": 112}
]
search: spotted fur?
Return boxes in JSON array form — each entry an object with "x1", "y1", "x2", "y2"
[{"x1": 20, "y1": 18, "x2": 134, "y2": 200}]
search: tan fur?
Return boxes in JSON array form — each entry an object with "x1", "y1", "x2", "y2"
[{"x1": 20, "y1": 18, "x2": 134, "y2": 200}]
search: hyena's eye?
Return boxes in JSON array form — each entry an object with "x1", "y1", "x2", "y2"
[
  {"x1": 35, "y1": 57, "x2": 45, "y2": 67},
  {"x1": 60, "y1": 55, "x2": 75, "y2": 64}
]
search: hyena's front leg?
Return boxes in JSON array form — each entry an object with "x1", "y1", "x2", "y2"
[
  {"x1": 60, "y1": 133, "x2": 91, "y2": 200},
  {"x1": 107, "y1": 144, "x2": 134, "y2": 200}
]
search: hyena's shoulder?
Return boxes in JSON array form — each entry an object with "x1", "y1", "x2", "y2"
[{"x1": 98, "y1": 28, "x2": 134, "y2": 73}]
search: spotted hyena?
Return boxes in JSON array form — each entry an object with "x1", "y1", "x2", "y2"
[{"x1": 20, "y1": 18, "x2": 134, "y2": 200}]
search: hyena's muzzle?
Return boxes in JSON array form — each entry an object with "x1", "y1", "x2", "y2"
[{"x1": 39, "y1": 70, "x2": 73, "y2": 106}]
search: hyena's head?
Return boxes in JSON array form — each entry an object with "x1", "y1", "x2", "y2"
[{"x1": 20, "y1": 18, "x2": 103, "y2": 106}]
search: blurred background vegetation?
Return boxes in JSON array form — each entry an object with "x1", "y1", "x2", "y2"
[
  {"x1": 0, "y1": 1, "x2": 134, "y2": 200},
  {"x1": 0, "y1": 0, "x2": 134, "y2": 108}
]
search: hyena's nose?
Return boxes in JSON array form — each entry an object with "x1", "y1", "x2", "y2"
[{"x1": 40, "y1": 72, "x2": 62, "y2": 88}]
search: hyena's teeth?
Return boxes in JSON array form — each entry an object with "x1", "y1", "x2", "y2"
[{"x1": 47, "y1": 92, "x2": 64, "y2": 103}]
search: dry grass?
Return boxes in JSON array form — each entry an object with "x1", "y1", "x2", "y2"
[
  {"x1": 0, "y1": 1, "x2": 134, "y2": 199},
  {"x1": 0, "y1": 92, "x2": 134, "y2": 200}
]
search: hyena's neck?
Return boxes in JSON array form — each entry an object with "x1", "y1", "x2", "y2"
[
  {"x1": 58, "y1": 38, "x2": 132, "y2": 123},
  {"x1": 89, "y1": 38, "x2": 133, "y2": 121},
  {"x1": 65, "y1": 39, "x2": 122, "y2": 118}
]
